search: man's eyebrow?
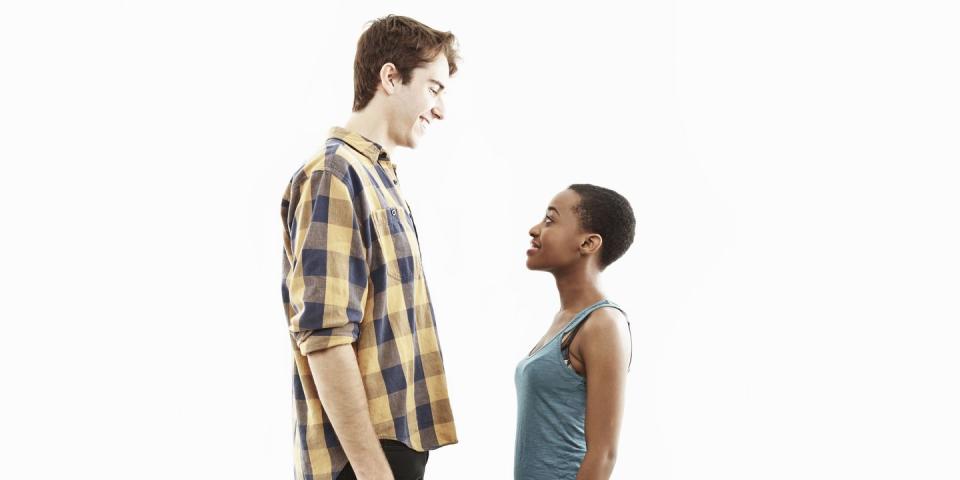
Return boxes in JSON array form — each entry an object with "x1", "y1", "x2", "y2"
[
  {"x1": 547, "y1": 206, "x2": 560, "y2": 216},
  {"x1": 428, "y1": 79, "x2": 446, "y2": 90}
]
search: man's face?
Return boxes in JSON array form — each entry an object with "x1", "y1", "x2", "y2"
[{"x1": 387, "y1": 54, "x2": 450, "y2": 149}]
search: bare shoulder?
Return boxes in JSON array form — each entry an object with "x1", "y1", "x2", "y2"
[
  {"x1": 580, "y1": 307, "x2": 630, "y2": 339},
  {"x1": 577, "y1": 307, "x2": 631, "y2": 358}
]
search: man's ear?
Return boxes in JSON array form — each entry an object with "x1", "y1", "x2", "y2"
[
  {"x1": 580, "y1": 233, "x2": 603, "y2": 256},
  {"x1": 379, "y1": 63, "x2": 399, "y2": 94}
]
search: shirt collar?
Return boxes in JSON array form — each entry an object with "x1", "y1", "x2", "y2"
[{"x1": 328, "y1": 127, "x2": 396, "y2": 170}]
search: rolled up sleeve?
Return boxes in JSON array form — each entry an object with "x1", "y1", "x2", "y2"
[{"x1": 285, "y1": 169, "x2": 369, "y2": 355}]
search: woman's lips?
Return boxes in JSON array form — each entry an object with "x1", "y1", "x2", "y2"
[{"x1": 527, "y1": 241, "x2": 541, "y2": 256}]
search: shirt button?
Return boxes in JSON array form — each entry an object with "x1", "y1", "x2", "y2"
[{"x1": 391, "y1": 209, "x2": 397, "y2": 216}]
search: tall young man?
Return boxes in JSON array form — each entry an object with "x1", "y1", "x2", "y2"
[{"x1": 281, "y1": 16, "x2": 459, "y2": 480}]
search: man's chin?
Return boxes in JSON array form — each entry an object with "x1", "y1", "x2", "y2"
[{"x1": 406, "y1": 133, "x2": 423, "y2": 149}]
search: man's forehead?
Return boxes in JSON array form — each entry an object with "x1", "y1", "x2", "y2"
[{"x1": 417, "y1": 55, "x2": 450, "y2": 77}]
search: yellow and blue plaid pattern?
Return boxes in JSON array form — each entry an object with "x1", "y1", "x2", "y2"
[{"x1": 281, "y1": 127, "x2": 457, "y2": 480}]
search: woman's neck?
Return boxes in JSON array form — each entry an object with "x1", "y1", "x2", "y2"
[{"x1": 553, "y1": 266, "x2": 604, "y2": 313}]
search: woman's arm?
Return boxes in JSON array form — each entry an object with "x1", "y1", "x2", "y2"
[{"x1": 575, "y1": 308, "x2": 632, "y2": 480}]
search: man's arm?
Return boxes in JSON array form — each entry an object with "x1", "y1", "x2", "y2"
[
  {"x1": 308, "y1": 345, "x2": 393, "y2": 480},
  {"x1": 575, "y1": 308, "x2": 632, "y2": 480},
  {"x1": 287, "y1": 168, "x2": 389, "y2": 479}
]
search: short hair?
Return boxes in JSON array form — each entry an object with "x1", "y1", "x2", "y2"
[
  {"x1": 353, "y1": 15, "x2": 460, "y2": 112},
  {"x1": 568, "y1": 184, "x2": 636, "y2": 269}
]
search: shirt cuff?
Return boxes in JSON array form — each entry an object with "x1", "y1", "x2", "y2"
[{"x1": 295, "y1": 323, "x2": 361, "y2": 356}]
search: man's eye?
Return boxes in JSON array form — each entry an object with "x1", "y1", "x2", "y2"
[{"x1": 544, "y1": 216, "x2": 552, "y2": 224}]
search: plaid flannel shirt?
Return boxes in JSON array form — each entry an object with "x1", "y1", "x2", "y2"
[{"x1": 281, "y1": 127, "x2": 457, "y2": 480}]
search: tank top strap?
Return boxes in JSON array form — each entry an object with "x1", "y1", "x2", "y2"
[
  {"x1": 560, "y1": 300, "x2": 632, "y2": 369},
  {"x1": 561, "y1": 300, "x2": 627, "y2": 335}
]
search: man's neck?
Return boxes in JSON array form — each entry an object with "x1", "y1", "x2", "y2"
[{"x1": 344, "y1": 109, "x2": 396, "y2": 154}]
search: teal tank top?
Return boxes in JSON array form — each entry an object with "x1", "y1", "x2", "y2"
[{"x1": 514, "y1": 299, "x2": 628, "y2": 480}]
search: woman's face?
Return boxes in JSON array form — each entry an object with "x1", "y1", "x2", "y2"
[{"x1": 526, "y1": 189, "x2": 587, "y2": 271}]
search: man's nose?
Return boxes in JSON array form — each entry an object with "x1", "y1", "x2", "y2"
[{"x1": 431, "y1": 96, "x2": 445, "y2": 120}]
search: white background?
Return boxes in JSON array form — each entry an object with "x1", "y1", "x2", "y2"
[{"x1": 2, "y1": 1, "x2": 958, "y2": 479}]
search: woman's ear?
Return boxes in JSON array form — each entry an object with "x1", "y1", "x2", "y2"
[{"x1": 580, "y1": 233, "x2": 603, "y2": 256}]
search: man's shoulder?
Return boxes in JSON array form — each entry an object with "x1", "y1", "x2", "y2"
[{"x1": 297, "y1": 137, "x2": 373, "y2": 184}]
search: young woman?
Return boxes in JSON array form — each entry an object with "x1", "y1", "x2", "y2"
[{"x1": 515, "y1": 184, "x2": 636, "y2": 480}]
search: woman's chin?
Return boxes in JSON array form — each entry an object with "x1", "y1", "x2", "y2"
[{"x1": 525, "y1": 259, "x2": 547, "y2": 271}]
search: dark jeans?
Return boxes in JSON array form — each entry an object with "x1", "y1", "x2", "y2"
[{"x1": 336, "y1": 440, "x2": 429, "y2": 480}]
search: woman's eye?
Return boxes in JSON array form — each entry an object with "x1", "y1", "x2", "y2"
[{"x1": 429, "y1": 89, "x2": 439, "y2": 95}]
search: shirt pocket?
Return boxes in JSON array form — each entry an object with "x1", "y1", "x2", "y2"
[{"x1": 370, "y1": 207, "x2": 423, "y2": 283}]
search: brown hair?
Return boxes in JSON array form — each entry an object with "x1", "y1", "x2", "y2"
[{"x1": 353, "y1": 15, "x2": 459, "y2": 112}]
